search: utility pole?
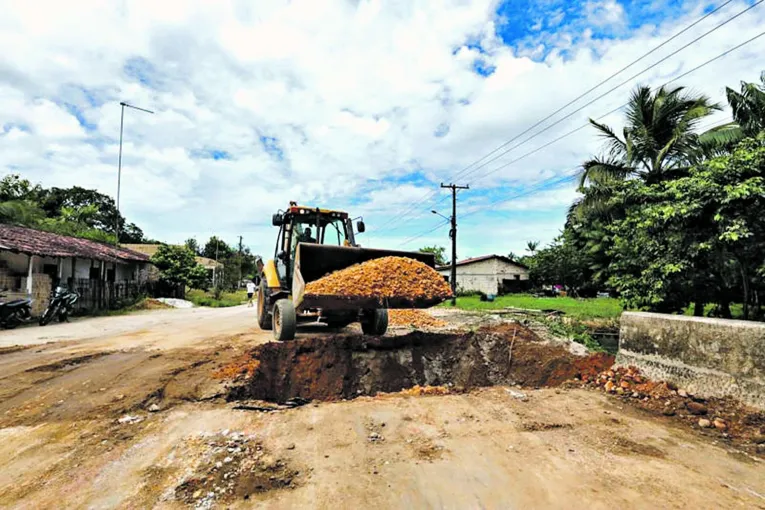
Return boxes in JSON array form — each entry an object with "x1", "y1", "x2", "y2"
[
  {"x1": 115, "y1": 101, "x2": 154, "y2": 246},
  {"x1": 237, "y1": 235, "x2": 243, "y2": 287},
  {"x1": 441, "y1": 183, "x2": 469, "y2": 306}
]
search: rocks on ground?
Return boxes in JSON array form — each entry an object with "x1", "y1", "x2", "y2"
[{"x1": 586, "y1": 365, "x2": 764, "y2": 457}]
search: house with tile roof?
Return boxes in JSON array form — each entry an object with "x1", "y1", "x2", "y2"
[
  {"x1": 0, "y1": 224, "x2": 154, "y2": 314},
  {"x1": 436, "y1": 254, "x2": 530, "y2": 295}
]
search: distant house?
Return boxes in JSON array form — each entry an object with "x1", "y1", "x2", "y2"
[
  {"x1": 0, "y1": 224, "x2": 153, "y2": 315},
  {"x1": 437, "y1": 254, "x2": 530, "y2": 296},
  {"x1": 122, "y1": 244, "x2": 224, "y2": 283}
]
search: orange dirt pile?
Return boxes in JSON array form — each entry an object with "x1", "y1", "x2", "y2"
[
  {"x1": 305, "y1": 256, "x2": 452, "y2": 300},
  {"x1": 388, "y1": 309, "x2": 447, "y2": 328},
  {"x1": 585, "y1": 365, "x2": 765, "y2": 456},
  {"x1": 213, "y1": 355, "x2": 261, "y2": 380},
  {"x1": 397, "y1": 385, "x2": 451, "y2": 396}
]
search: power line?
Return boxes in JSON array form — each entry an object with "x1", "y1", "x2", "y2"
[
  {"x1": 397, "y1": 170, "x2": 580, "y2": 248},
  {"x1": 457, "y1": 0, "x2": 764, "y2": 184},
  {"x1": 450, "y1": 0, "x2": 741, "y2": 183},
  {"x1": 368, "y1": 0, "x2": 744, "y2": 234},
  {"x1": 394, "y1": 29, "x2": 765, "y2": 243},
  {"x1": 396, "y1": 219, "x2": 450, "y2": 248},
  {"x1": 452, "y1": 29, "x2": 765, "y2": 189}
]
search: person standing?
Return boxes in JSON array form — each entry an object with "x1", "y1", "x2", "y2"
[{"x1": 246, "y1": 279, "x2": 256, "y2": 307}]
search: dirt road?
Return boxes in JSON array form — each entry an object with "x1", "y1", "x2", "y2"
[{"x1": 0, "y1": 307, "x2": 763, "y2": 509}]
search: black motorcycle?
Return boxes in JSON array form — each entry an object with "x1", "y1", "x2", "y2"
[
  {"x1": 0, "y1": 289, "x2": 33, "y2": 329},
  {"x1": 39, "y1": 285, "x2": 80, "y2": 326}
]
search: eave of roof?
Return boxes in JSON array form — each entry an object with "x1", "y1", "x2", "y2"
[{"x1": 0, "y1": 224, "x2": 151, "y2": 263}]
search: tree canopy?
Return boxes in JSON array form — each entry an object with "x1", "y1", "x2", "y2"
[{"x1": 0, "y1": 174, "x2": 155, "y2": 244}]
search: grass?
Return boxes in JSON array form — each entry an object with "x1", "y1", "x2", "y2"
[
  {"x1": 446, "y1": 294, "x2": 624, "y2": 320},
  {"x1": 186, "y1": 289, "x2": 248, "y2": 308}
]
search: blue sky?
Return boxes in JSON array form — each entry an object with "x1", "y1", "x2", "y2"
[{"x1": 1, "y1": 0, "x2": 763, "y2": 258}]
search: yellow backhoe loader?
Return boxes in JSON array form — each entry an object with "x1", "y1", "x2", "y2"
[{"x1": 257, "y1": 202, "x2": 441, "y2": 340}]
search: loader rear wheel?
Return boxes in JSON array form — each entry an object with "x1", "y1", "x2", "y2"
[
  {"x1": 257, "y1": 281, "x2": 272, "y2": 330},
  {"x1": 361, "y1": 309, "x2": 388, "y2": 336},
  {"x1": 273, "y1": 299, "x2": 296, "y2": 341}
]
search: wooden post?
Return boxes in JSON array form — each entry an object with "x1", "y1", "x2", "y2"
[{"x1": 71, "y1": 257, "x2": 76, "y2": 286}]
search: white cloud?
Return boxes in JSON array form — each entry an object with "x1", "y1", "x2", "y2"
[
  {"x1": 0, "y1": 0, "x2": 763, "y2": 259},
  {"x1": 584, "y1": 0, "x2": 627, "y2": 28}
]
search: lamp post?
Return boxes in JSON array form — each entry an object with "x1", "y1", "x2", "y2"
[{"x1": 116, "y1": 101, "x2": 154, "y2": 245}]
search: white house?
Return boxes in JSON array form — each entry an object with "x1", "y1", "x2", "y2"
[
  {"x1": 0, "y1": 224, "x2": 153, "y2": 314},
  {"x1": 437, "y1": 254, "x2": 530, "y2": 296}
]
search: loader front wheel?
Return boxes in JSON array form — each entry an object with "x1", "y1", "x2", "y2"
[
  {"x1": 361, "y1": 309, "x2": 388, "y2": 336},
  {"x1": 257, "y1": 281, "x2": 272, "y2": 330},
  {"x1": 273, "y1": 299, "x2": 296, "y2": 341}
]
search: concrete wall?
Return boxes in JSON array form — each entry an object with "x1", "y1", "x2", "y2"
[
  {"x1": 618, "y1": 312, "x2": 765, "y2": 409},
  {"x1": 438, "y1": 258, "x2": 529, "y2": 295}
]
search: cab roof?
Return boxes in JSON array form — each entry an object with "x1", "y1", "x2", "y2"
[{"x1": 286, "y1": 204, "x2": 349, "y2": 218}]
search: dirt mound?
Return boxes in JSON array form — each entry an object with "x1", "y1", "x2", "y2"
[
  {"x1": 224, "y1": 324, "x2": 614, "y2": 403},
  {"x1": 588, "y1": 365, "x2": 765, "y2": 456},
  {"x1": 174, "y1": 431, "x2": 299, "y2": 507},
  {"x1": 305, "y1": 256, "x2": 452, "y2": 300},
  {"x1": 388, "y1": 309, "x2": 447, "y2": 328}
]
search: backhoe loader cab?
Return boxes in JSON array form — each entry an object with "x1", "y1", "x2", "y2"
[{"x1": 258, "y1": 203, "x2": 437, "y2": 341}]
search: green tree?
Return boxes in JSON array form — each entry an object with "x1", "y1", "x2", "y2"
[
  {"x1": 0, "y1": 174, "x2": 42, "y2": 201},
  {"x1": 150, "y1": 245, "x2": 208, "y2": 289},
  {"x1": 184, "y1": 238, "x2": 201, "y2": 256},
  {"x1": 0, "y1": 200, "x2": 45, "y2": 225},
  {"x1": 418, "y1": 245, "x2": 447, "y2": 265},
  {"x1": 608, "y1": 137, "x2": 765, "y2": 318},
  {"x1": 38, "y1": 186, "x2": 124, "y2": 233},
  {"x1": 700, "y1": 72, "x2": 765, "y2": 151},
  {"x1": 202, "y1": 236, "x2": 233, "y2": 260},
  {"x1": 576, "y1": 85, "x2": 719, "y2": 216},
  {"x1": 525, "y1": 240, "x2": 539, "y2": 255}
]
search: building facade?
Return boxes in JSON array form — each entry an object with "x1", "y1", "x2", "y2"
[
  {"x1": 437, "y1": 255, "x2": 530, "y2": 296},
  {"x1": 0, "y1": 224, "x2": 153, "y2": 315}
]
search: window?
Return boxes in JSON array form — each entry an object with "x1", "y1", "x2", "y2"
[
  {"x1": 514, "y1": 274, "x2": 520, "y2": 280},
  {"x1": 89, "y1": 266, "x2": 100, "y2": 280}
]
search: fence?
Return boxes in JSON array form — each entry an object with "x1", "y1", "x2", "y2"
[{"x1": 66, "y1": 278, "x2": 184, "y2": 313}]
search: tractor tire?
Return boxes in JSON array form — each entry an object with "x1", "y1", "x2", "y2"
[
  {"x1": 256, "y1": 281, "x2": 272, "y2": 330},
  {"x1": 361, "y1": 309, "x2": 388, "y2": 336},
  {"x1": 273, "y1": 299, "x2": 296, "y2": 341}
]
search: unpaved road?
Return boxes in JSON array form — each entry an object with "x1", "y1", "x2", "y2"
[{"x1": 0, "y1": 306, "x2": 763, "y2": 509}]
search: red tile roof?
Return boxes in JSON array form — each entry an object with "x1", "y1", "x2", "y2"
[
  {"x1": 0, "y1": 224, "x2": 151, "y2": 263},
  {"x1": 436, "y1": 254, "x2": 528, "y2": 270}
]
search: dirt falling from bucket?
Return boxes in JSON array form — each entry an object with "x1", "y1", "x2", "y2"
[{"x1": 225, "y1": 324, "x2": 614, "y2": 403}]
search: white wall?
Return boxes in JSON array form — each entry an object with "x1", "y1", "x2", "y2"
[
  {"x1": 0, "y1": 251, "x2": 144, "y2": 282},
  {"x1": 438, "y1": 257, "x2": 529, "y2": 295}
]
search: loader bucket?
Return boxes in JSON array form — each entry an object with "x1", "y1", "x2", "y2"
[{"x1": 292, "y1": 244, "x2": 440, "y2": 311}]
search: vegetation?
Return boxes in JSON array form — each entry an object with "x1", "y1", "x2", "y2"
[
  {"x1": 0, "y1": 174, "x2": 156, "y2": 244},
  {"x1": 449, "y1": 294, "x2": 622, "y2": 319},
  {"x1": 187, "y1": 236, "x2": 261, "y2": 297},
  {"x1": 150, "y1": 245, "x2": 208, "y2": 289},
  {"x1": 418, "y1": 245, "x2": 447, "y2": 266},
  {"x1": 522, "y1": 72, "x2": 765, "y2": 321},
  {"x1": 186, "y1": 289, "x2": 248, "y2": 308}
]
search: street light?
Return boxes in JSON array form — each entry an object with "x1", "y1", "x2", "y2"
[
  {"x1": 431, "y1": 210, "x2": 450, "y2": 222},
  {"x1": 116, "y1": 101, "x2": 154, "y2": 245}
]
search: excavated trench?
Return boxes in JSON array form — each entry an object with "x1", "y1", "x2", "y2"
[{"x1": 226, "y1": 325, "x2": 614, "y2": 403}]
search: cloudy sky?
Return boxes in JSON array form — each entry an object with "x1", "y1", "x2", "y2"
[{"x1": 1, "y1": 0, "x2": 763, "y2": 259}]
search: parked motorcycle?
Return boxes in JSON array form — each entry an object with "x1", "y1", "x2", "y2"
[
  {"x1": 39, "y1": 285, "x2": 80, "y2": 326},
  {"x1": 0, "y1": 289, "x2": 33, "y2": 329}
]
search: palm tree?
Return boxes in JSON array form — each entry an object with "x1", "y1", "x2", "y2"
[
  {"x1": 525, "y1": 241, "x2": 539, "y2": 255},
  {"x1": 575, "y1": 85, "x2": 719, "y2": 216},
  {"x1": 700, "y1": 72, "x2": 765, "y2": 149}
]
